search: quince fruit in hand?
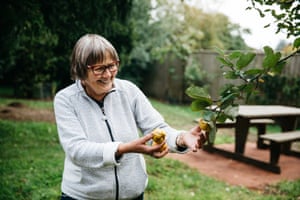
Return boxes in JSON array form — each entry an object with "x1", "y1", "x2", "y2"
[
  {"x1": 199, "y1": 118, "x2": 210, "y2": 132},
  {"x1": 152, "y1": 128, "x2": 168, "y2": 151}
]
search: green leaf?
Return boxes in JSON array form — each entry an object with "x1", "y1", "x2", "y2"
[
  {"x1": 216, "y1": 113, "x2": 228, "y2": 122},
  {"x1": 223, "y1": 105, "x2": 239, "y2": 119},
  {"x1": 214, "y1": 46, "x2": 224, "y2": 55},
  {"x1": 202, "y1": 110, "x2": 217, "y2": 122},
  {"x1": 228, "y1": 51, "x2": 242, "y2": 60},
  {"x1": 262, "y1": 46, "x2": 281, "y2": 69},
  {"x1": 239, "y1": 83, "x2": 254, "y2": 94},
  {"x1": 270, "y1": 61, "x2": 285, "y2": 74},
  {"x1": 244, "y1": 68, "x2": 263, "y2": 76},
  {"x1": 217, "y1": 57, "x2": 233, "y2": 67},
  {"x1": 223, "y1": 71, "x2": 239, "y2": 79},
  {"x1": 220, "y1": 84, "x2": 235, "y2": 94},
  {"x1": 236, "y1": 52, "x2": 256, "y2": 69},
  {"x1": 263, "y1": 46, "x2": 273, "y2": 56},
  {"x1": 221, "y1": 89, "x2": 239, "y2": 100},
  {"x1": 190, "y1": 99, "x2": 212, "y2": 111},
  {"x1": 293, "y1": 37, "x2": 300, "y2": 48},
  {"x1": 185, "y1": 86, "x2": 212, "y2": 101},
  {"x1": 220, "y1": 92, "x2": 239, "y2": 109}
]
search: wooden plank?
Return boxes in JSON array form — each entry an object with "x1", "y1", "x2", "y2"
[
  {"x1": 193, "y1": 118, "x2": 274, "y2": 127},
  {"x1": 217, "y1": 119, "x2": 274, "y2": 128},
  {"x1": 260, "y1": 131, "x2": 300, "y2": 143},
  {"x1": 250, "y1": 119, "x2": 275, "y2": 124},
  {"x1": 238, "y1": 105, "x2": 300, "y2": 118}
]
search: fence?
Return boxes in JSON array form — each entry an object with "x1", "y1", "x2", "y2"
[{"x1": 143, "y1": 50, "x2": 300, "y2": 103}]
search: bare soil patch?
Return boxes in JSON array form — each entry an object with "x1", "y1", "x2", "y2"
[
  {"x1": 0, "y1": 102, "x2": 55, "y2": 123},
  {"x1": 1, "y1": 102, "x2": 299, "y2": 191}
]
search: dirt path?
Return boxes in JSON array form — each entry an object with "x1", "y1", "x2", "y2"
[
  {"x1": 1, "y1": 102, "x2": 300, "y2": 191},
  {"x1": 167, "y1": 142, "x2": 300, "y2": 190}
]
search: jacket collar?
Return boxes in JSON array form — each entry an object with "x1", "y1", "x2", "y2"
[{"x1": 75, "y1": 79, "x2": 117, "y2": 99}]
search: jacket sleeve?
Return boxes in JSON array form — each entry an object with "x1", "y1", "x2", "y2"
[
  {"x1": 131, "y1": 86, "x2": 189, "y2": 153},
  {"x1": 54, "y1": 91, "x2": 121, "y2": 168}
]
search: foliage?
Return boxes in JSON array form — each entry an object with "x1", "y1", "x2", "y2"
[
  {"x1": 185, "y1": 46, "x2": 289, "y2": 143},
  {"x1": 117, "y1": 0, "x2": 152, "y2": 87},
  {"x1": 0, "y1": 0, "x2": 252, "y2": 96},
  {"x1": 249, "y1": 75, "x2": 300, "y2": 107},
  {"x1": 185, "y1": 0, "x2": 300, "y2": 143},
  {"x1": 247, "y1": 0, "x2": 299, "y2": 38},
  {"x1": 149, "y1": 1, "x2": 250, "y2": 59},
  {"x1": 0, "y1": 1, "x2": 58, "y2": 98},
  {"x1": 0, "y1": 0, "x2": 133, "y2": 97},
  {"x1": 181, "y1": 4, "x2": 250, "y2": 51},
  {"x1": 184, "y1": 57, "x2": 212, "y2": 89},
  {"x1": 119, "y1": 0, "x2": 251, "y2": 87}
]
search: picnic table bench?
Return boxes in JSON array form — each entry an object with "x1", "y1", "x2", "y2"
[
  {"x1": 200, "y1": 105, "x2": 300, "y2": 174},
  {"x1": 260, "y1": 130, "x2": 300, "y2": 165},
  {"x1": 216, "y1": 119, "x2": 275, "y2": 148}
]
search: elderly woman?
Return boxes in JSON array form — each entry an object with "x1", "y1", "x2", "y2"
[{"x1": 54, "y1": 33, "x2": 207, "y2": 200}]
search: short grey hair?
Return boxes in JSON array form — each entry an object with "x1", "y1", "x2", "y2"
[{"x1": 70, "y1": 34, "x2": 119, "y2": 80}]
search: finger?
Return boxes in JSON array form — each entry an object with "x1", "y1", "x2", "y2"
[
  {"x1": 205, "y1": 131, "x2": 209, "y2": 139},
  {"x1": 152, "y1": 147, "x2": 169, "y2": 158},
  {"x1": 141, "y1": 133, "x2": 153, "y2": 143},
  {"x1": 157, "y1": 141, "x2": 168, "y2": 152},
  {"x1": 192, "y1": 144, "x2": 198, "y2": 152},
  {"x1": 196, "y1": 139, "x2": 203, "y2": 149},
  {"x1": 202, "y1": 130, "x2": 208, "y2": 139},
  {"x1": 192, "y1": 144, "x2": 199, "y2": 152},
  {"x1": 151, "y1": 141, "x2": 168, "y2": 156},
  {"x1": 199, "y1": 132, "x2": 205, "y2": 142},
  {"x1": 197, "y1": 134, "x2": 206, "y2": 149},
  {"x1": 149, "y1": 140, "x2": 166, "y2": 151},
  {"x1": 190, "y1": 126, "x2": 201, "y2": 136}
]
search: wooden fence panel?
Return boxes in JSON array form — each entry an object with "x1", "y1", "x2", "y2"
[{"x1": 143, "y1": 51, "x2": 300, "y2": 103}]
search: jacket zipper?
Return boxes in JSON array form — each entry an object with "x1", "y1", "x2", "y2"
[{"x1": 99, "y1": 103, "x2": 119, "y2": 200}]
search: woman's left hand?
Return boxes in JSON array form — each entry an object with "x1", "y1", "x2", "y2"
[{"x1": 182, "y1": 126, "x2": 208, "y2": 152}]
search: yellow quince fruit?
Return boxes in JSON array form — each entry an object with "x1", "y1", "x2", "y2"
[
  {"x1": 152, "y1": 128, "x2": 168, "y2": 151},
  {"x1": 199, "y1": 118, "x2": 210, "y2": 132}
]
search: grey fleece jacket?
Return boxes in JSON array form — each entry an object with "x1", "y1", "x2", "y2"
[{"x1": 54, "y1": 78, "x2": 186, "y2": 200}]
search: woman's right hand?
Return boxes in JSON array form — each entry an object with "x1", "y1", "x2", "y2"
[{"x1": 116, "y1": 133, "x2": 169, "y2": 158}]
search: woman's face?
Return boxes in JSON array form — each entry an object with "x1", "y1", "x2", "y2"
[{"x1": 82, "y1": 59, "x2": 119, "y2": 101}]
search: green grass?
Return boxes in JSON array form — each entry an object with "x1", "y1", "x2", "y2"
[
  {"x1": 0, "y1": 98, "x2": 300, "y2": 199},
  {"x1": 0, "y1": 120, "x2": 64, "y2": 200},
  {"x1": 150, "y1": 98, "x2": 200, "y2": 130},
  {"x1": 0, "y1": 97, "x2": 53, "y2": 109}
]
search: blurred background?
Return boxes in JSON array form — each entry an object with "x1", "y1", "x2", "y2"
[{"x1": 0, "y1": 0, "x2": 299, "y2": 107}]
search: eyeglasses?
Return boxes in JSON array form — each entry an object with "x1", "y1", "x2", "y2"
[{"x1": 87, "y1": 61, "x2": 119, "y2": 76}]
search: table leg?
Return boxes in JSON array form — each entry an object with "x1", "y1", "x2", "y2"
[
  {"x1": 256, "y1": 124, "x2": 268, "y2": 149},
  {"x1": 270, "y1": 141, "x2": 281, "y2": 165},
  {"x1": 276, "y1": 116, "x2": 297, "y2": 153},
  {"x1": 277, "y1": 116, "x2": 297, "y2": 132},
  {"x1": 235, "y1": 116, "x2": 250, "y2": 154}
]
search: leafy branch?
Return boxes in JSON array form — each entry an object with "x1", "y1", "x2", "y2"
[{"x1": 185, "y1": 40, "x2": 300, "y2": 143}]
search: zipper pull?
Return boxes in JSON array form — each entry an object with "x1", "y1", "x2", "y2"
[{"x1": 101, "y1": 106, "x2": 105, "y2": 115}]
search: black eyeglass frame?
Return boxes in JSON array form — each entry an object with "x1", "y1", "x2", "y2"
[{"x1": 87, "y1": 60, "x2": 120, "y2": 76}]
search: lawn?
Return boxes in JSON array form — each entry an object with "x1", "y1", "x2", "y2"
[{"x1": 0, "y1": 97, "x2": 299, "y2": 200}]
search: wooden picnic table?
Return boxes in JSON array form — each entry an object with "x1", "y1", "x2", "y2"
[
  {"x1": 235, "y1": 105, "x2": 300, "y2": 153},
  {"x1": 204, "y1": 105, "x2": 300, "y2": 173}
]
